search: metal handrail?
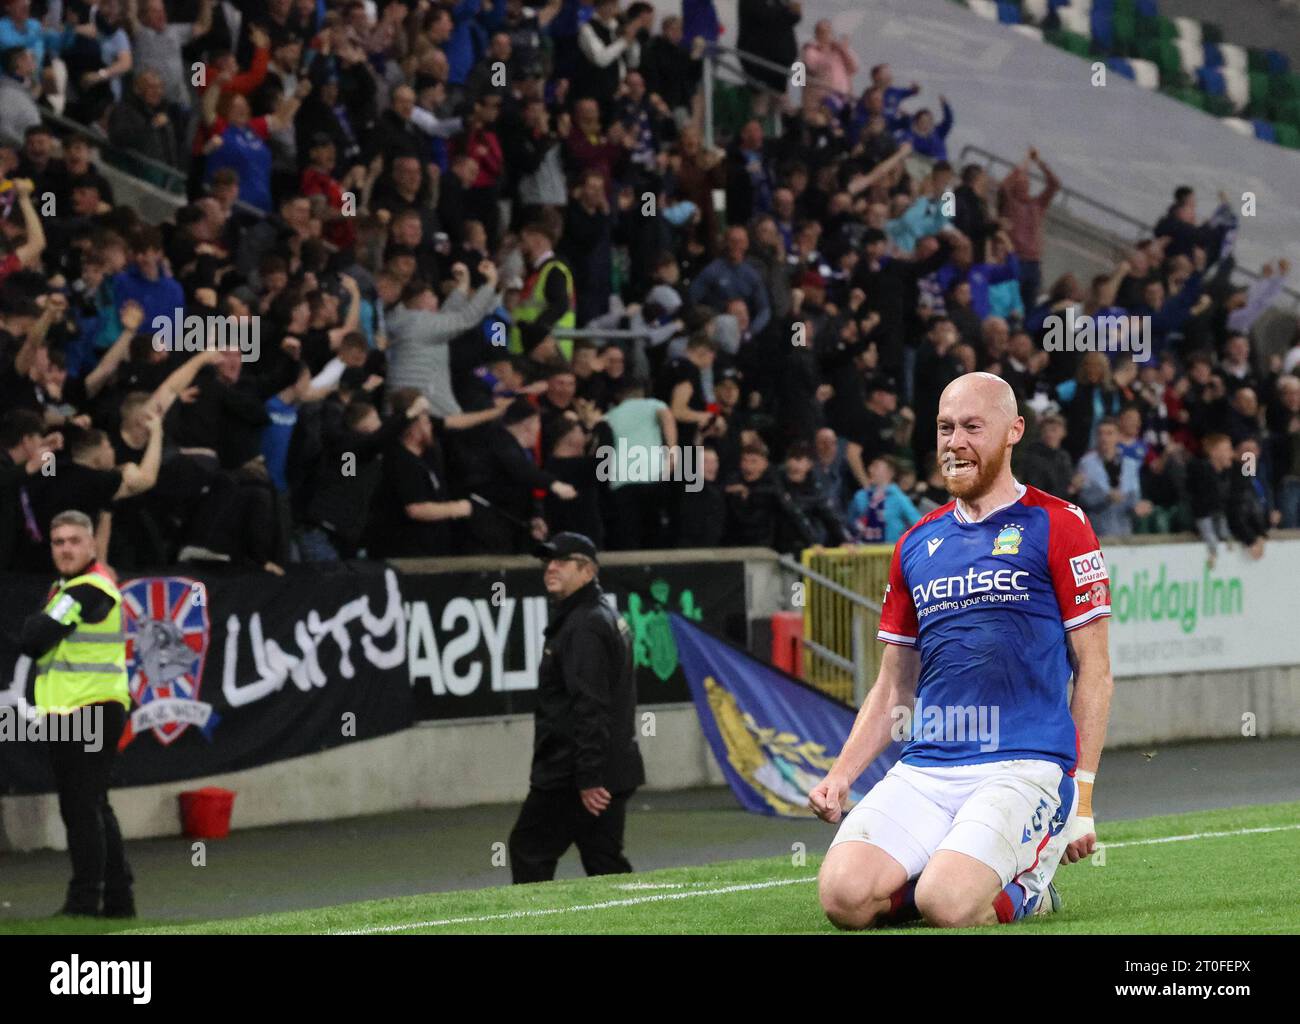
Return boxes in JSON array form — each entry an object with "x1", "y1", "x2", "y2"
[
  {"x1": 776, "y1": 552, "x2": 881, "y2": 613},
  {"x1": 711, "y1": 41, "x2": 853, "y2": 102},
  {"x1": 702, "y1": 41, "x2": 856, "y2": 148},
  {"x1": 552, "y1": 327, "x2": 661, "y2": 340},
  {"x1": 958, "y1": 142, "x2": 1300, "y2": 309},
  {"x1": 42, "y1": 107, "x2": 281, "y2": 227},
  {"x1": 776, "y1": 551, "x2": 879, "y2": 703},
  {"x1": 41, "y1": 108, "x2": 187, "y2": 193}
]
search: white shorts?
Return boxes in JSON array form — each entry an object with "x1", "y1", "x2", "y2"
[{"x1": 829, "y1": 758, "x2": 1077, "y2": 911}]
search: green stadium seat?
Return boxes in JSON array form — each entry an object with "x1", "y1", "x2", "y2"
[
  {"x1": 1245, "y1": 97, "x2": 1277, "y2": 122},
  {"x1": 1274, "y1": 123, "x2": 1300, "y2": 149},
  {"x1": 1113, "y1": 13, "x2": 1137, "y2": 56},
  {"x1": 1161, "y1": 85, "x2": 1207, "y2": 111},
  {"x1": 1044, "y1": 29, "x2": 1090, "y2": 58},
  {"x1": 1138, "y1": 40, "x2": 1183, "y2": 83},
  {"x1": 1203, "y1": 93, "x2": 1235, "y2": 118},
  {"x1": 1275, "y1": 99, "x2": 1300, "y2": 129},
  {"x1": 1269, "y1": 73, "x2": 1300, "y2": 101},
  {"x1": 1139, "y1": 14, "x2": 1178, "y2": 41},
  {"x1": 1249, "y1": 70, "x2": 1272, "y2": 106},
  {"x1": 1063, "y1": 30, "x2": 1092, "y2": 58}
]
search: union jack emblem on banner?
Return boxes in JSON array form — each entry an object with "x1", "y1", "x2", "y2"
[{"x1": 120, "y1": 576, "x2": 217, "y2": 748}]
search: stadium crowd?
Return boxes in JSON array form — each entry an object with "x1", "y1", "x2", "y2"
[{"x1": 0, "y1": 0, "x2": 1298, "y2": 577}]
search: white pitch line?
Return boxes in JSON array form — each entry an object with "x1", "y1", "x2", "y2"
[
  {"x1": 612, "y1": 882, "x2": 713, "y2": 890},
  {"x1": 327, "y1": 876, "x2": 817, "y2": 935},
  {"x1": 1100, "y1": 823, "x2": 1300, "y2": 850},
  {"x1": 325, "y1": 821, "x2": 1300, "y2": 935}
]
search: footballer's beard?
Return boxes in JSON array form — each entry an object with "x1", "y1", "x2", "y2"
[{"x1": 941, "y1": 444, "x2": 1008, "y2": 500}]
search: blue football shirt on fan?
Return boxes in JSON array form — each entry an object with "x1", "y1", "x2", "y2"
[
  {"x1": 261, "y1": 396, "x2": 299, "y2": 493},
  {"x1": 877, "y1": 483, "x2": 1111, "y2": 771}
]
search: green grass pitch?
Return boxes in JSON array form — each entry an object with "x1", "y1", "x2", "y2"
[{"x1": 5, "y1": 801, "x2": 1297, "y2": 936}]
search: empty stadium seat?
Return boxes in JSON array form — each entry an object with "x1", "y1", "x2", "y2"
[{"x1": 957, "y1": 0, "x2": 1300, "y2": 150}]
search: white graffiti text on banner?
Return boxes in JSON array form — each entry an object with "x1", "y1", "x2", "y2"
[{"x1": 222, "y1": 569, "x2": 406, "y2": 708}]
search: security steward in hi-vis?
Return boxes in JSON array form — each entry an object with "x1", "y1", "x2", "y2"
[
  {"x1": 19, "y1": 510, "x2": 135, "y2": 917},
  {"x1": 508, "y1": 219, "x2": 576, "y2": 362},
  {"x1": 508, "y1": 533, "x2": 645, "y2": 883}
]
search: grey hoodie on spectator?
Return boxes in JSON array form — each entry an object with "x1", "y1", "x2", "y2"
[
  {"x1": 386, "y1": 283, "x2": 500, "y2": 418},
  {"x1": 0, "y1": 76, "x2": 41, "y2": 144}
]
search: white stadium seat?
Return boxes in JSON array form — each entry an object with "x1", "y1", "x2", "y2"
[
  {"x1": 1022, "y1": 0, "x2": 1049, "y2": 24},
  {"x1": 968, "y1": 0, "x2": 999, "y2": 22},
  {"x1": 1173, "y1": 17, "x2": 1203, "y2": 46},
  {"x1": 1220, "y1": 117, "x2": 1254, "y2": 137},
  {"x1": 1012, "y1": 24, "x2": 1045, "y2": 42},
  {"x1": 1128, "y1": 59, "x2": 1161, "y2": 91},
  {"x1": 1221, "y1": 67, "x2": 1250, "y2": 111},
  {"x1": 1058, "y1": 7, "x2": 1091, "y2": 36},
  {"x1": 1174, "y1": 38, "x2": 1204, "y2": 75},
  {"x1": 1218, "y1": 43, "x2": 1248, "y2": 73}
]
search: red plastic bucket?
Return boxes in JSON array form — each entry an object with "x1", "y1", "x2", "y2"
[{"x1": 179, "y1": 787, "x2": 236, "y2": 839}]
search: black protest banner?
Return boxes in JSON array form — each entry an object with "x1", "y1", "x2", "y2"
[
  {"x1": 0, "y1": 563, "x2": 412, "y2": 795},
  {"x1": 399, "y1": 560, "x2": 748, "y2": 720}
]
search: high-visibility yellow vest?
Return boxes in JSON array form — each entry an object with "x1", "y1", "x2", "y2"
[
  {"x1": 509, "y1": 258, "x2": 576, "y2": 361},
  {"x1": 35, "y1": 564, "x2": 130, "y2": 715}
]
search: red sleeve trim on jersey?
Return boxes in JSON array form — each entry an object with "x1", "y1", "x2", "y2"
[
  {"x1": 876, "y1": 503, "x2": 951, "y2": 646},
  {"x1": 1023, "y1": 485, "x2": 1113, "y2": 631}
]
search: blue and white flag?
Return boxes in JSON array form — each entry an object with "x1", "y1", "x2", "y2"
[{"x1": 670, "y1": 614, "x2": 900, "y2": 817}]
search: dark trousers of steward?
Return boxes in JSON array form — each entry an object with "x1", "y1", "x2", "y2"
[
  {"x1": 509, "y1": 786, "x2": 635, "y2": 883},
  {"x1": 48, "y1": 702, "x2": 134, "y2": 914}
]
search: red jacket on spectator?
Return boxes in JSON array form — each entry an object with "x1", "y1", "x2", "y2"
[
  {"x1": 301, "y1": 168, "x2": 356, "y2": 249},
  {"x1": 455, "y1": 128, "x2": 504, "y2": 188},
  {"x1": 191, "y1": 47, "x2": 272, "y2": 156}
]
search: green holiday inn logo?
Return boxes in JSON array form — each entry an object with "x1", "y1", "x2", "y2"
[{"x1": 1108, "y1": 560, "x2": 1243, "y2": 635}]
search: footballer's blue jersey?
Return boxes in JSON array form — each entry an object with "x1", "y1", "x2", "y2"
[{"x1": 877, "y1": 483, "x2": 1111, "y2": 771}]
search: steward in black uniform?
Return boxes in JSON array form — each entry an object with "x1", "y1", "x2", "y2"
[{"x1": 508, "y1": 532, "x2": 646, "y2": 883}]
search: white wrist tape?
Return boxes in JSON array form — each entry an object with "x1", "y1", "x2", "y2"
[
  {"x1": 1076, "y1": 769, "x2": 1096, "y2": 784},
  {"x1": 1064, "y1": 814, "x2": 1095, "y2": 847}
]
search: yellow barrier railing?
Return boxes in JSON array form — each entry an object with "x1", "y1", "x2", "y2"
[{"x1": 800, "y1": 545, "x2": 894, "y2": 704}]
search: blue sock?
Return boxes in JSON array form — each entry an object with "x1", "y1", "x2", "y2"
[{"x1": 993, "y1": 881, "x2": 1026, "y2": 923}]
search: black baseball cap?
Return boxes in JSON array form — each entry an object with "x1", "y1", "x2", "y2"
[
  {"x1": 502, "y1": 396, "x2": 540, "y2": 426},
  {"x1": 534, "y1": 532, "x2": 599, "y2": 564},
  {"x1": 866, "y1": 374, "x2": 899, "y2": 396}
]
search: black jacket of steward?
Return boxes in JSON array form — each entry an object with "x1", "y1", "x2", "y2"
[{"x1": 531, "y1": 579, "x2": 646, "y2": 794}]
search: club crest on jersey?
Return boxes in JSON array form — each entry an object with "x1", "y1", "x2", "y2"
[{"x1": 991, "y1": 525, "x2": 1022, "y2": 556}]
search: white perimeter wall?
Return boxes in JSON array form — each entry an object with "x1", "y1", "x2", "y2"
[{"x1": 4, "y1": 663, "x2": 1298, "y2": 851}]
